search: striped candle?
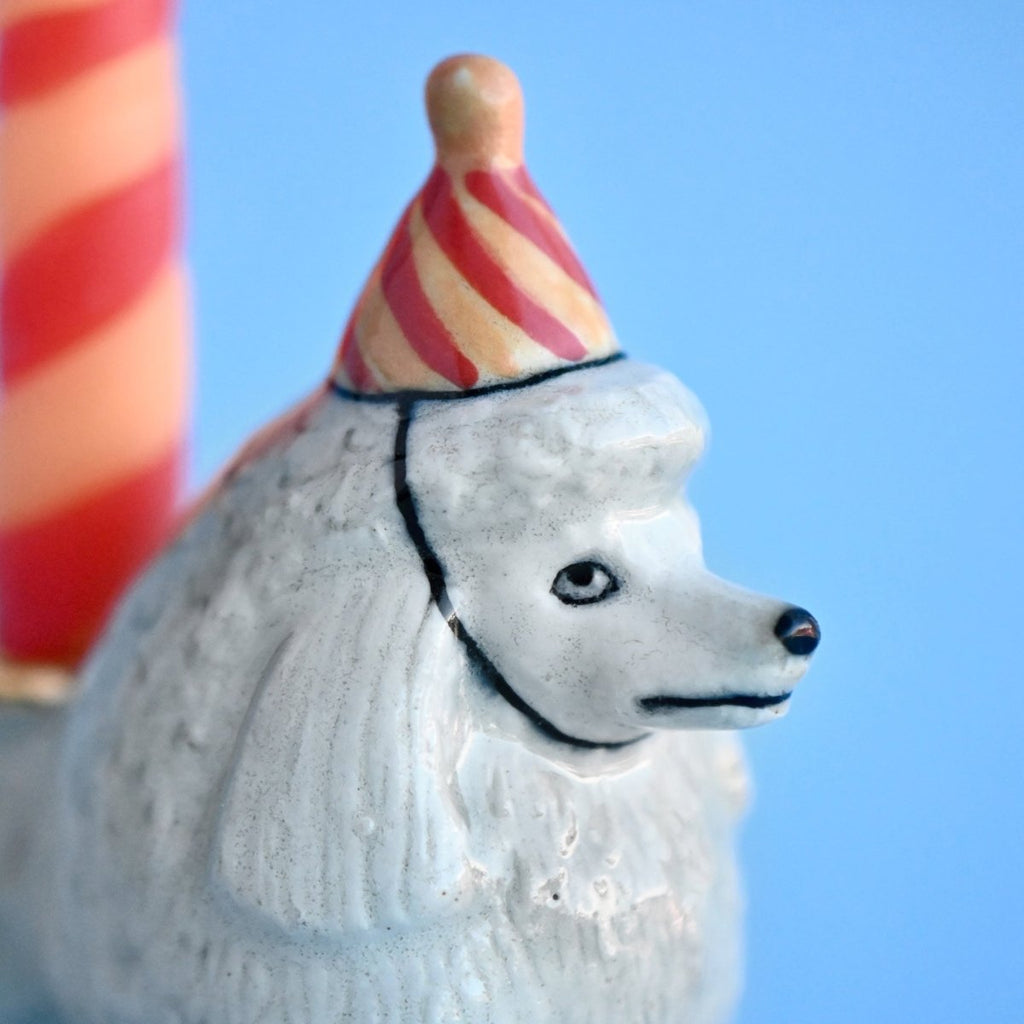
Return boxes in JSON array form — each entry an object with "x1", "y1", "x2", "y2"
[{"x1": 0, "y1": 0, "x2": 189, "y2": 667}]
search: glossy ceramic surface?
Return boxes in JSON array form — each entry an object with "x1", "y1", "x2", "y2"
[{"x1": 0, "y1": 53, "x2": 819, "y2": 1024}]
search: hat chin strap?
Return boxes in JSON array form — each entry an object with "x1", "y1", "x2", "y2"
[
  {"x1": 391, "y1": 397, "x2": 645, "y2": 753},
  {"x1": 331, "y1": 351, "x2": 624, "y2": 405}
]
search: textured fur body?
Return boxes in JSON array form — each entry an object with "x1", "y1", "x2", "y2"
[{"x1": 4, "y1": 363, "x2": 770, "y2": 1022}]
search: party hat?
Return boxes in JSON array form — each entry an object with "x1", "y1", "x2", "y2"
[{"x1": 332, "y1": 55, "x2": 619, "y2": 395}]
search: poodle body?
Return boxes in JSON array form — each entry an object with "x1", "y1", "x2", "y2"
[{"x1": 2, "y1": 360, "x2": 808, "y2": 1022}]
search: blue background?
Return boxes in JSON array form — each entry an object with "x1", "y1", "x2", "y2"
[{"x1": 178, "y1": 4, "x2": 1022, "y2": 1022}]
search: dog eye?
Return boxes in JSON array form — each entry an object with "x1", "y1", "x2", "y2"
[{"x1": 551, "y1": 561, "x2": 620, "y2": 606}]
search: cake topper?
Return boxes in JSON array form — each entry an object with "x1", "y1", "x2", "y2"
[{"x1": 0, "y1": 51, "x2": 819, "y2": 1024}]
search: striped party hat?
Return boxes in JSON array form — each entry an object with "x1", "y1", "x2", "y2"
[{"x1": 332, "y1": 55, "x2": 619, "y2": 395}]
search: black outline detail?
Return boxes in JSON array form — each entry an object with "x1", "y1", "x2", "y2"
[
  {"x1": 392, "y1": 399, "x2": 643, "y2": 752},
  {"x1": 334, "y1": 352, "x2": 626, "y2": 405},
  {"x1": 551, "y1": 561, "x2": 621, "y2": 606},
  {"x1": 638, "y1": 691, "x2": 792, "y2": 713}
]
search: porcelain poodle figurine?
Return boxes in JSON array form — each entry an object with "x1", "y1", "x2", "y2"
[{"x1": 0, "y1": 55, "x2": 819, "y2": 1023}]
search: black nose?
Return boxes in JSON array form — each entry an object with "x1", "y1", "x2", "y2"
[{"x1": 774, "y1": 607, "x2": 821, "y2": 656}]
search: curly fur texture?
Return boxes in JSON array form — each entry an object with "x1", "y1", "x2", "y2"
[{"x1": 6, "y1": 361, "x2": 773, "y2": 1023}]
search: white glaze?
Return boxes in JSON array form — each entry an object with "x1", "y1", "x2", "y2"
[{"x1": 0, "y1": 359, "x2": 817, "y2": 1022}]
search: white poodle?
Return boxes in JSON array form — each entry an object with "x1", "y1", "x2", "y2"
[
  {"x1": 0, "y1": 54, "x2": 819, "y2": 1024},
  {"x1": 1, "y1": 357, "x2": 817, "y2": 1023}
]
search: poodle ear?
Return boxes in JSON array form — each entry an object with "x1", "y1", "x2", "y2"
[{"x1": 210, "y1": 569, "x2": 473, "y2": 939}]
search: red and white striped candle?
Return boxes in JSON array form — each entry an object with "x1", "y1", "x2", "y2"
[{"x1": 0, "y1": 0, "x2": 190, "y2": 666}]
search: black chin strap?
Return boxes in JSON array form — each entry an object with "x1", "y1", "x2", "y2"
[{"x1": 392, "y1": 399, "x2": 643, "y2": 752}]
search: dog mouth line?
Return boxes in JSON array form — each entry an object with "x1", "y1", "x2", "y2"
[{"x1": 637, "y1": 691, "x2": 792, "y2": 712}]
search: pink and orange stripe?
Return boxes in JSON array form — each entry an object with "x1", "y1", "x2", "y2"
[
  {"x1": 333, "y1": 55, "x2": 618, "y2": 395},
  {"x1": 0, "y1": 0, "x2": 189, "y2": 667}
]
